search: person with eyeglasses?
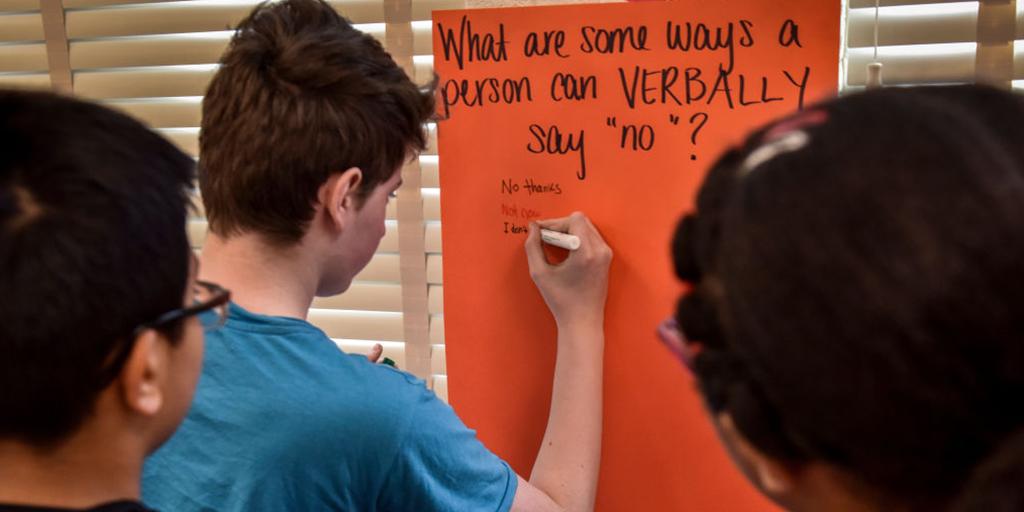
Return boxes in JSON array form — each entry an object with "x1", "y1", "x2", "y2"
[
  {"x1": 662, "y1": 85, "x2": 1024, "y2": 512},
  {"x1": 0, "y1": 90, "x2": 230, "y2": 512}
]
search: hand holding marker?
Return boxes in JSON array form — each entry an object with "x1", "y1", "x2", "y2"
[
  {"x1": 541, "y1": 228, "x2": 581, "y2": 251},
  {"x1": 526, "y1": 212, "x2": 612, "y2": 327}
]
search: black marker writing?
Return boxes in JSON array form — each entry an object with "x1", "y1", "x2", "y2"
[
  {"x1": 618, "y1": 66, "x2": 807, "y2": 110},
  {"x1": 579, "y1": 25, "x2": 650, "y2": 54},
  {"x1": 441, "y1": 76, "x2": 533, "y2": 118},
  {"x1": 524, "y1": 30, "x2": 570, "y2": 58},
  {"x1": 618, "y1": 66, "x2": 682, "y2": 108},
  {"x1": 778, "y1": 19, "x2": 803, "y2": 48},
  {"x1": 504, "y1": 221, "x2": 529, "y2": 234},
  {"x1": 550, "y1": 73, "x2": 597, "y2": 101},
  {"x1": 526, "y1": 124, "x2": 587, "y2": 180},
  {"x1": 437, "y1": 15, "x2": 510, "y2": 70},
  {"x1": 501, "y1": 178, "x2": 562, "y2": 195},
  {"x1": 783, "y1": 66, "x2": 810, "y2": 109},
  {"x1": 620, "y1": 123, "x2": 655, "y2": 151},
  {"x1": 665, "y1": 20, "x2": 754, "y2": 74}
]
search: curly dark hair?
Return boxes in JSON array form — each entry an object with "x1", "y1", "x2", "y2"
[{"x1": 672, "y1": 85, "x2": 1024, "y2": 509}]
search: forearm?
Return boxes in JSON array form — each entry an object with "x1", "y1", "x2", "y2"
[{"x1": 529, "y1": 319, "x2": 605, "y2": 512}]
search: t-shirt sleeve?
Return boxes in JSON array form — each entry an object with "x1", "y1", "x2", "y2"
[{"x1": 376, "y1": 383, "x2": 518, "y2": 512}]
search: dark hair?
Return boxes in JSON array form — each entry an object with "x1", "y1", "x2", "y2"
[
  {"x1": 672, "y1": 85, "x2": 1024, "y2": 509},
  {"x1": 953, "y1": 430, "x2": 1024, "y2": 512},
  {"x1": 0, "y1": 90, "x2": 195, "y2": 446},
  {"x1": 199, "y1": 0, "x2": 436, "y2": 245}
]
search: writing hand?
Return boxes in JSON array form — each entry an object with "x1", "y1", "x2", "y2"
[{"x1": 525, "y1": 212, "x2": 612, "y2": 330}]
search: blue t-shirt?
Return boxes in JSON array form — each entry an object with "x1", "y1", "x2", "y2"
[{"x1": 142, "y1": 303, "x2": 517, "y2": 511}]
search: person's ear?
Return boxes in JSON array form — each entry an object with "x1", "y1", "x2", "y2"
[
  {"x1": 320, "y1": 167, "x2": 363, "y2": 231},
  {"x1": 717, "y1": 412, "x2": 797, "y2": 497},
  {"x1": 118, "y1": 329, "x2": 169, "y2": 416}
]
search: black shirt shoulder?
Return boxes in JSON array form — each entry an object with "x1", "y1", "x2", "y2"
[{"x1": 0, "y1": 501, "x2": 154, "y2": 512}]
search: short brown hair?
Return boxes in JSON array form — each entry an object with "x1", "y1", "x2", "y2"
[{"x1": 200, "y1": 0, "x2": 435, "y2": 245}]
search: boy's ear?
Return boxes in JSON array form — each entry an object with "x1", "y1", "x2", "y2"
[
  {"x1": 321, "y1": 167, "x2": 363, "y2": 231},
  {"x1": 119, "y1": 329, "x2": 168, "y2": 416}
]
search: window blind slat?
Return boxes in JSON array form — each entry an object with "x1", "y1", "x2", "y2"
[
  {"x1": 428, "y1": 284, "x2": 443, "y2": 314},
  {"x1": 1, "y1": 0, "x2": 43, "y2": 12},
  {"x1": 429, "y1": 314, "x2": 444, "y2": 344},
  {"x1": 63, "y1": 0, "x2": 453, "y2": 39},
  {"x1": 74, "y1": 61, "x2": 435, "y2": 100},
  {"x1": 849, "y1": 0, "x2": 979, "y2": 7},
  {"x1": 847, "y1": 43, "x2": 978, "y2": 85},
  {"x1": 412, "y1": 0, "x2": 462, "y2": 19},
  {"x1": 414, "y1": 58, "x2": 434, "y2": 86},
  {"x1": 64, "y1": 0, "x2": 190, "y2": 7},
  {"x1": 381, "y1": 223, "x2": 399, "y2": 253},
  {"x1": 1015, "y1": 42, "x2": 1024, "y2": 77},
  {"x1": 0, "y1": 72, "x2": 50, "y2": 89},
  {"x1": 156, "y1": 127, "x2": 198, "y2": 156},
  {"x1": 105, "y1": 100, "x2": 432, "y2": 149},
  {"x1": 307, "y1": 309, "x2": 404, "y2": 340},
  {"x1": 424, "y1": 192, "x2": 440, "y2": 221},
  {"x1": 0, "y1": 42, "x2": 47, "y2": 72},
  {"x1": 847, "y1": 4, "x2": 977, "y2": 48},
  {"x1": 432, "y1": 375, "x2": 448, "y2": 402},
  {"x1": 105, "y1": 97, "x2": 202, "y2": 127},
  {"x1": 431, "y1": 344, "x2": 446, "y2": 375},
  {"x1": 0, "y1": 12, "x2": 43, "y2": 42},
  {"x1": 424, "y1": 123, "x2": 437, "y2": 155},
  {"x1": 421, "y1": 157, "x2": 439, "y2": 188},
  {"x1": 68, "y1": 24, "x2": 432, "y2": 69},
  {"x1": 357, "y1": 253, "x2": 401, "y2": 282},
  {"x1": 75, "y1": 66, "x2": 212, "y2": 99},
  {"x1": 1019, "y1": 6, "x2": 1023, "y2": 40},
  {"x1": 65, "y1": 1, "x2": 384, "y2": 39},
  {"x1": 426, "y1": 254, "x2": 442, "y2": 285},
  {"x1": 425, "y1": 222, "x2": 441, "y2": 253},
  {"x1": 71, "y1": 35, "x2": 230, "y2": 69},
  {"x1": 186, "y1": 219, "x2": 207, "y2": 248}
]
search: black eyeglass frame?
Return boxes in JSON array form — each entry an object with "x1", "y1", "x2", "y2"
[
  {"x1": 131, "y1": 280, "x2": 231, "y2": 337},
  {"x1": 95, "y1": 281, "x2": 230, "y2": 386}
]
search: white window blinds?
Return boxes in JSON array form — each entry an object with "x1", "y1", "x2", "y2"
[
  {"x1": 844, "y1": 0, "x2": 1023, "y2": 90},
  {"x1": 0, "y1": 0, "x2": 457, "y2": 401}
]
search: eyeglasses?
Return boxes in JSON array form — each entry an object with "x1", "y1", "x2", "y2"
[
  {"x1": 657, "y1": 316, "x2": 702, "y2": 373},
  {"x1": 96, "y1": 281, "x2": 230, "y2": 385},
  {"x1": 133, "y1": 280, "x2": 231, "y2": 336}
]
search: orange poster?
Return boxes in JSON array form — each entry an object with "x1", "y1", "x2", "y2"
[{"x1": 434, "y1": 2, "x2": 841, "y2": 510}]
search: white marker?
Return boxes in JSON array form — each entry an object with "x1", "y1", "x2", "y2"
[{"x1": 540, "y1": 229, "x2": 581, "y2": 251}]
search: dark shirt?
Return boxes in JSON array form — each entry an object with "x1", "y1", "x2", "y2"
[{"x1": 0, "y1": 501, "x2": 153, "y2": 512}]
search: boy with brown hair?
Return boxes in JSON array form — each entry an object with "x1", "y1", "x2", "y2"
[{"x1": 143, "y1": 1, "x2": 609, "y2": 510}]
